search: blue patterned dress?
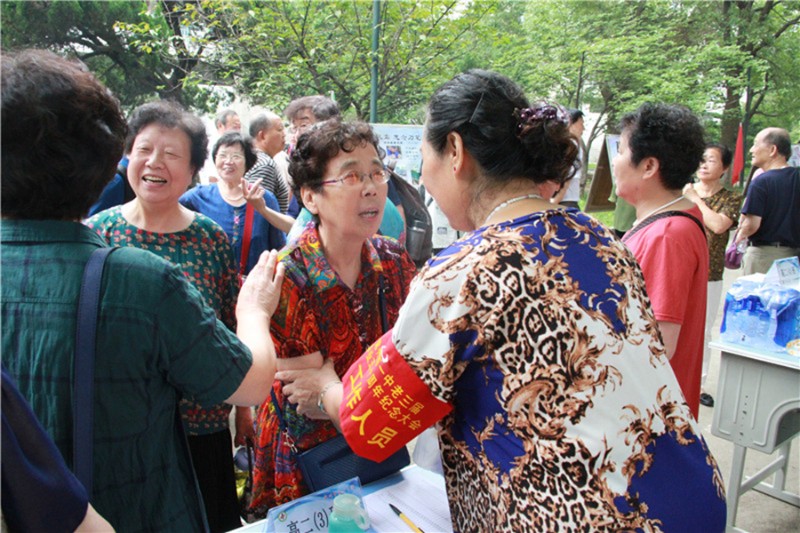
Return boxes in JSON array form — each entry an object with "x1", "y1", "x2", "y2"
[{"x1": 342, "y1": 208, "x2": 727, "y2": 532}]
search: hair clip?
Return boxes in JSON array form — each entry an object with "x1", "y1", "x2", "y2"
[
  {"x1": 514, "y1": 103, "x2": 569, "y2": 138},
  {"x1": 468, "y1": 92, "x2": 486, "y2": 125}
]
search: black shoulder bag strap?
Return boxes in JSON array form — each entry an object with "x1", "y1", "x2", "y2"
[
  {"x1": 73, "y1": 247, "x2": 116, "y2": 495},
  {"x1": 623, "y1": 210, "x2": 706, "y2": 243}
]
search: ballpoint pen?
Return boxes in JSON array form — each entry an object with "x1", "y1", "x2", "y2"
[{"x1": 389, "y1": 503, "x2": 425, "y2": 533}]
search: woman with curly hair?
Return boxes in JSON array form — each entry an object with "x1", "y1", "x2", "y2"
[
  {"x1": 615, "y1": 103, "x2": 710, "y2": 419},
  {"x1": 248, "y1": 120, "x2": 416, "y2": 514}
]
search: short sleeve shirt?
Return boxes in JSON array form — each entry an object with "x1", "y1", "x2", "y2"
[
  {"x1": 85, "y1": 208, "x2": 240, "y2": 434},
  {"x1": 623, "y1": 206, "x2": 709, "y2": 418},
  {"x1": 2, "y1": 220, "x2": 251, "y2": 531},
  {"x1": 741, "y1": 167, "x2": 800, "y2": 248},
  {"x1": 703, "y1": 188, "x2": 741, "y2": 281}
]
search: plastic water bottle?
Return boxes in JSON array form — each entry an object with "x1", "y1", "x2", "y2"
[
  {"x1": 720, "y1": 280, "x2": 760, "y2": 344},
  {"x1": 720, "y1": 293, "x2": 747, "y2": 343},
  {"x1": 737, "y1": 239, "x2": 748, "y2": 254},
  {"x1": 328, "y1": 494, "x2": 369, "y2": 533}
]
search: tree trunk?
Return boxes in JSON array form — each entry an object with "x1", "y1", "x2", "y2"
[{"x1": 720, "y1": 80, "x2": 741, "y2": 152}]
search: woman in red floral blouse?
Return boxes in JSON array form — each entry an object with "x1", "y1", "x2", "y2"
[{"x1": 249, "y1": 120, "x2": 416, "y2": 514}]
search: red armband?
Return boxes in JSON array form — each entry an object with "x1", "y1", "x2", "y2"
[{"x1": 339, "y1": 331, "x2": 452, "y2": 462}]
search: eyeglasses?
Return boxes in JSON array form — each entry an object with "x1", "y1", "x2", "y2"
[
  {"x1": 320, "y1": 168, "x2": 390, "y2": 187},
  {"x1": 216, "y1": 152, "x2": 244, "y2": 163}
]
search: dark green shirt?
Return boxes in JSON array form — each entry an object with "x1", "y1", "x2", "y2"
[{"x1": 1, "y1": 220, "x2": 252, "y2": 532}]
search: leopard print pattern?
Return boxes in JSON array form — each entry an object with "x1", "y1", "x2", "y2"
[{"x1": 396, "y1": 211, "x2": 725, "y2": 532}]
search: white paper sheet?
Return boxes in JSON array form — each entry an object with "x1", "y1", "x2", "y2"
[{"x1": 363, "y1": 468, "x2": 453, "y2": 533}]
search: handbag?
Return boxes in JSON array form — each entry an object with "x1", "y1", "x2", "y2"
[
  {"x1": 271, "y1": 388, "x2": 410, "y2": 493},
  {"x1": 234, "y1": 438, "x2": 259, "y2": 523},
  {"x1": 272, "y1": 275, "x2": 410, "y2": 493},
  {"x1": 725, "y1": 234, "x2": 745, "y2": 270}
]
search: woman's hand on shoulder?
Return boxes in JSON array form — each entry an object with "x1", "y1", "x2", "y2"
[
  {"x1": 237, "y1": 250, "x2": 285, "y2": 320},
  {"x1": 682, "y1": 183, "x2": 700, "y2": 203}
]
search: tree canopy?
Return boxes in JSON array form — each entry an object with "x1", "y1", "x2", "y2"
[{"x1": 2, "y1": 0, "x2": 798, "y2": 163}]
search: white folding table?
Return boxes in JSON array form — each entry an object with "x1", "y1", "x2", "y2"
[{"x1": 709, "y1": 341, "x2": 800, "y2": 531}]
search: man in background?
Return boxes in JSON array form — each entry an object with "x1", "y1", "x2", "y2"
[
  {"x1": 247, "y1": 112, "x2": 290, "y2": 213},
  {"x1": 215, "y1": 109, "x2": 241, "y2": 134},
  {"x1": 735, "y1": 127, "x2": 800, "y2": 274}
]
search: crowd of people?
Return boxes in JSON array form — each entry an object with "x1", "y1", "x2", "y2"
[{"x1": 3, "y1": 47, "x2": 799, "y2": 532}]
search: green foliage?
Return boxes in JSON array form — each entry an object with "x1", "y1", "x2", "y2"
[
  {"x1": 202, "y1": 0, "x2": 495, "y2": 122},
  {"x1": 1, "y1": 0, "x2": 226, "y2": 112},
  {"x1": 1, "y1": 0, "x2": 797, "y2": 145}
]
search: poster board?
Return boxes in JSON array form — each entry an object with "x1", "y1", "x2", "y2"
[
  {"x1": 789, "y1": 144, "x2": 800, "y2": 167},
  {"x1": 371, "y1": 124, "x2": 424, "y2": 183},
  {"x1": 584, "y1": 134, "x2": 620, "y2": 213}
]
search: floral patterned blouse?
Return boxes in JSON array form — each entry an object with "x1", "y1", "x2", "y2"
[
  {"x1": 85, "y1": 206, "x2": 238, "y2": 435},
  {"x1": 702, "y1": 187, "x2": 742, "y2": 281},
  {"x1": 248, "y1": 223, "x2": 416, "y2": 514}
]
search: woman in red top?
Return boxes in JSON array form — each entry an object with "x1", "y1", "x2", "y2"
[
  {"x1": 615, "y1": 104, "x2": 709, "y2": 418},
  {"x1": 248, "y1": 120, "x2": 416, "y2": 515}
]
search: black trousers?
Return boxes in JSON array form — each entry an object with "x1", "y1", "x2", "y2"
[{"x1": 188, "y1": 429, "x2": 242, "y2": 533}]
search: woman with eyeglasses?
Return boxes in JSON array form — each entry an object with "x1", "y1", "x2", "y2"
[
  {"x1": 180, "y1": 131, "x2": 289, "y2": 284},
  {"x1": 248, "y1": 120, "x2": 416, "y2": 515}
]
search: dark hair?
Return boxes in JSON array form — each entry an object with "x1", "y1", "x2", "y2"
[
  {"x1": 125, "y1": 100, "x2": 208, "y2": 175},
  {"x1": 619, "y1": 103, "x2": 705, "y2": 190},
  {"x1": 212, "y1": 131, "x2": 257, "y2": 172},
  {"x1": 285, "y1": 95, "x2": 340, "y2": 123},
  {"x1": 215, "y1": 108, "x2": 238, "y2": 129},
  {"x1": 1, "y1": 49, "x2": 127, "y2": 220},
  {"x1": 763, "y1": 128, "x2": 792, "y2": 160},
  {"x1": 288, "y1": 119, "x2": 384, "y2": 196},
  {"x1": 705, "y1": 142, "x2": 732, "y2": 169},
  {"x1": 569, "y1": 109, "x2": 584, "y2": 123},
  {"x1": 425, "y1": 69, "x2": 578, "y2": 188}
]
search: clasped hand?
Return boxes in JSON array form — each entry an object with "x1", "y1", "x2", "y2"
[{"x1": 277, "y1": 357, "x2": 339, "y2": 420}]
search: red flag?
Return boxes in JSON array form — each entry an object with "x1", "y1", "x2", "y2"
[{"x1": 731, "y1": 123, "x2": 744, "y2": 186}]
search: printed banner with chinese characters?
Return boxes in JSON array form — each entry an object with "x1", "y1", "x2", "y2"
[{"x1": 339, "y1": 331, "x2": 452, "y2": 462}]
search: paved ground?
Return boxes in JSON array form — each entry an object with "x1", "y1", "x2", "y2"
[{"x1": 697, "y1": 265, "x2": 799, "y2": 532}]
